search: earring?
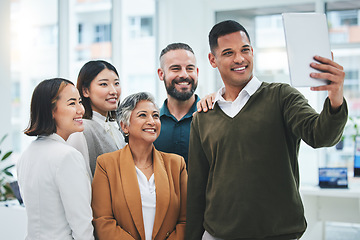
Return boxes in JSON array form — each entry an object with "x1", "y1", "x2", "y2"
[{"x1": 124, "y1": 132, "x2": 129, "y2": 143}]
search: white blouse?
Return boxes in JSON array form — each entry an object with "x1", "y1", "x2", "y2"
[
  {"x1": 17, "y1": 133, "x2": 94, "y2": 240},
  {"x1": 135, "y1": 166, "x2": 156, "y2": 240},
  {"x1": 91, "y1": 111, "x2": 124, "y2": 149}
]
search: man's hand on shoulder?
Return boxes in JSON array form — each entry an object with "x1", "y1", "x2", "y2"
[{"x1": 196, "y1": 92, "x2": 216, "y2": 113}]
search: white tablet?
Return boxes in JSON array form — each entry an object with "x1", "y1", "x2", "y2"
[{"x1": 282, "y1": 13, "x2": 332, "y2": 87}]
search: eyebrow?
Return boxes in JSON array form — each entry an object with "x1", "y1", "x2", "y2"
[
  {"x1": 98, "y1": 78, "x2": 120, "y2": 82},
  {"x1": 67, "y1": 98, "x2": 77, "y2": 102},
  {"x1": 136, "y1": 110, "x2": 159, "y2": 114},
  {"x1": 221, "y1": 45, "x2": 251, "y2": 54},
  {"x1": 169, "y1": 64, "x2": 196, "y2": 68}
]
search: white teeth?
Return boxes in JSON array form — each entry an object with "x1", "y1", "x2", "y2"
[
  {"x1": 178, "y1": 82, "x2": 189, "y2": 85},
  {"x1": 74, "y1": 119, "x2": 82, "y2": 122},
  {"x1": 234, "y1": 67, "x2": 246, "y2": 71},
  {"x1": 144, "y1": 129, "x2": 155, "y2": 132}
]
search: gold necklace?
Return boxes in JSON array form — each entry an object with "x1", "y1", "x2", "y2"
[{"x1": 137, "y1": 162, "x2": 153, "y2": 170}]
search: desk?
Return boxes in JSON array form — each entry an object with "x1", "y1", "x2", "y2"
[
  {"x1": 300, "y1": 177, "x2": 360, "y2": 240},
  {"x1": 0, "y1": 201, "x2": 27, "y2": 240}
]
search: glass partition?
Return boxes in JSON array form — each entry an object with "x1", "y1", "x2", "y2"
[
  {"x1": 68, "y1": 0, "x2": 113, "y2": 81},
  {"x1": 10, "y1": 0, "x2": 59, "y2": 154}
]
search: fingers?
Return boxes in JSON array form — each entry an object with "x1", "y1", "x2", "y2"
[
  {"x1": 197, "y1": 93, "x2": 216, "y2": 113},
  {"x1": 310, "y1": 55, "x2": 345, "y2": 109},
  {"x1": 310, "y1": 55, "x2": 344, "y2": 85},
  {"x1": 196, "y1": 100, "x2": 208, "y2": 112},
  {"x1": 312, "y1": 55, "x2": 343, "y2": 72}
]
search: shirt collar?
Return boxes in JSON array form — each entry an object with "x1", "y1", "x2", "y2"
[
  {"x1": 213, "y1": 76, "x2": 262, "y2": 107},
  {"x1": 160, "y1": 95, "x2": 200, "y2": 120},
  {"x1": 92, "y1": 111, "x2": 107, "y2": 124},
  {"x1": 39, "y1": 133, "x2": 66, "y2": 143}
]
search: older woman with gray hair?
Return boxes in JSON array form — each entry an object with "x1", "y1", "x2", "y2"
[{"x1": 91, "y1": 92, "x2": 187, "y2": 240}]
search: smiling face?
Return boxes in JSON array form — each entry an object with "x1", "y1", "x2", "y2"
[
  {"x1": 52, "y1": 84, "x2": 85, "y2": 140},
  {"x1": 209, "y1": 31, "x2": 254, "y2": 92},
  {"x1": 83, "y1": 68, "x2": 121, "y2": 117},
  {"x1": 158, "y1": 49, "x2": 198, "y2": 101},
  {"x1": 122, "y1": 100, "x2": 161, "y2": 146}
]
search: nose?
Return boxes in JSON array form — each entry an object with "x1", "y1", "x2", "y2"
[
  {"x1": 178, "y1": 68, "x2": 189, "y2": 79},
  {"x1": 234, "y1": 52, "x2": 245, "y2": 64},
  {"x1": 77, "y1": 103, "x2": 85, "y2": 115},
  {"x1": 147, "y1": 116, "x2": 155, "y2": 126},
  {"x1": 109, "y1": 84, "x2": 118, "y2": 95}
]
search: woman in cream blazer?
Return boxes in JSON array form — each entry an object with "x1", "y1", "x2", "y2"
[
  {"x1": 91, "y1": 92, "x2": 187, "y2": 240},
  {"x1": 17, "y1": 78, "x2": 94, "y2": 240}
]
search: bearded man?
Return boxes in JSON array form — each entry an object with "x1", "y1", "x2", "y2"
[{"x1": 154, "y1": 42, "x2": 199, "y2": 166}]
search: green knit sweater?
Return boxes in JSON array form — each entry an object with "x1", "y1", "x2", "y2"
[{"x1": 186, "y1": 82, "x2": 348, "y2": 240}]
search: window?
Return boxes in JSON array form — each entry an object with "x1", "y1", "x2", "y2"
[
  {"x1": 328, "y1": 9, "x2": 360, "y2": 44},
  {"x1": 78, "y1": 23, "x2": 83, "y2": 43},
  {"x1": 324, "y1": 4, "x2": 360, "y2": 171},
  {"x1": 94, "y1": 24, "x2": 111, "y2": 42},
  {"x1": 69, "y1": 0, "x2": 112, "y2": 80},
  {"x1": 10, "y1": 0, "x2": 59, "y2": 153},
  {"x1": 129, "y1": 16, "x2": 154, "y2": 38}
]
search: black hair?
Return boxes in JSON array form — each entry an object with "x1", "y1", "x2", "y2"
[
  {"x1": 209, "y1": 20, "x2": 251, "y2": 53},
  {"x1": 159, "y1": 42, "x2": 194, "y2": 59},
  {"x1": 77, "y1": 60, "x2": 119, "y2": 120},
  {"x1": 25, "y1": 78, "x2": 74, "y2": 136}
]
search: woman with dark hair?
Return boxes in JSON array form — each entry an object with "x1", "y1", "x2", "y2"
[
  {"x1": 17, "y1": 78, "x2": 94, "y2": 240},
  {"x1": 67, "y1": 60, "x2": 126, "y2": 178},
  {"x1": 91, "y1": 92, "x2": 187, "y2": 240}
]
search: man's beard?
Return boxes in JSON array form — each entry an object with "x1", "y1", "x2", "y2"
[{"x1": 164, "y1": 75, "x2": 197, "y2": 101}]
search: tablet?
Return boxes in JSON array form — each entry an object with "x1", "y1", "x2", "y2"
[{"x1": 282, "y1": 13, "x2": 332, "y2": 87}]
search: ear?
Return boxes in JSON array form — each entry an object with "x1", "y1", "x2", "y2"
[
  {"x1": 120, "y1": 122, "x2": 129, "y2": 134},
  {"x1": 82, "y1": 87, "x2": 90, "y2": 98},
  {"x1": 208, "y1": 52, "x2": 217, "y2": 68},
  {"x1": 157, "y1": 68, "x2": 165, "y2": 81}
]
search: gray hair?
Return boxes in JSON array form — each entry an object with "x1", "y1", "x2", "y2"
[{"x1": 117, "y1": 92, "x2": 158, "y2": 136}]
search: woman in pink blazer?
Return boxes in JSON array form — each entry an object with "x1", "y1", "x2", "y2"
[{"x1": 91, "y1": 92, "x2": 187, "y2": 240}]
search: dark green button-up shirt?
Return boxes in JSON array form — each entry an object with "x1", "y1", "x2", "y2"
[{"x1": 154, "y1": 95, "x2": 199, "y2": 166}]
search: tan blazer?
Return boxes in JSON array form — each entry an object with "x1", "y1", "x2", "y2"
[{"x1": 91, "y1": 144, "x2": 187, "y2": 240}]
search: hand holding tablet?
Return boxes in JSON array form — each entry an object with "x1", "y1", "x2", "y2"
[
  {"x1": 283, "y1": 12, "x2": 332, "y2": 87},
  {"x1": 283, "y1": 12, "x2": 345, "y2": 110}
]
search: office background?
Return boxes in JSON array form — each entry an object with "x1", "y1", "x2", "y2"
[{"x1": 0, "y1": 0, "x2": 359, "y2": 239}]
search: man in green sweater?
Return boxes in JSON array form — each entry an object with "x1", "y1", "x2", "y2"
[{"x1": 186, "y1": 20, "x2": 348, "y2": 240}]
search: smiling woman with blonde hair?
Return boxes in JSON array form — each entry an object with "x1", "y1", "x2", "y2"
[{"x1": 91, "y1": 92, "x2": 187, "y2": 240}]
